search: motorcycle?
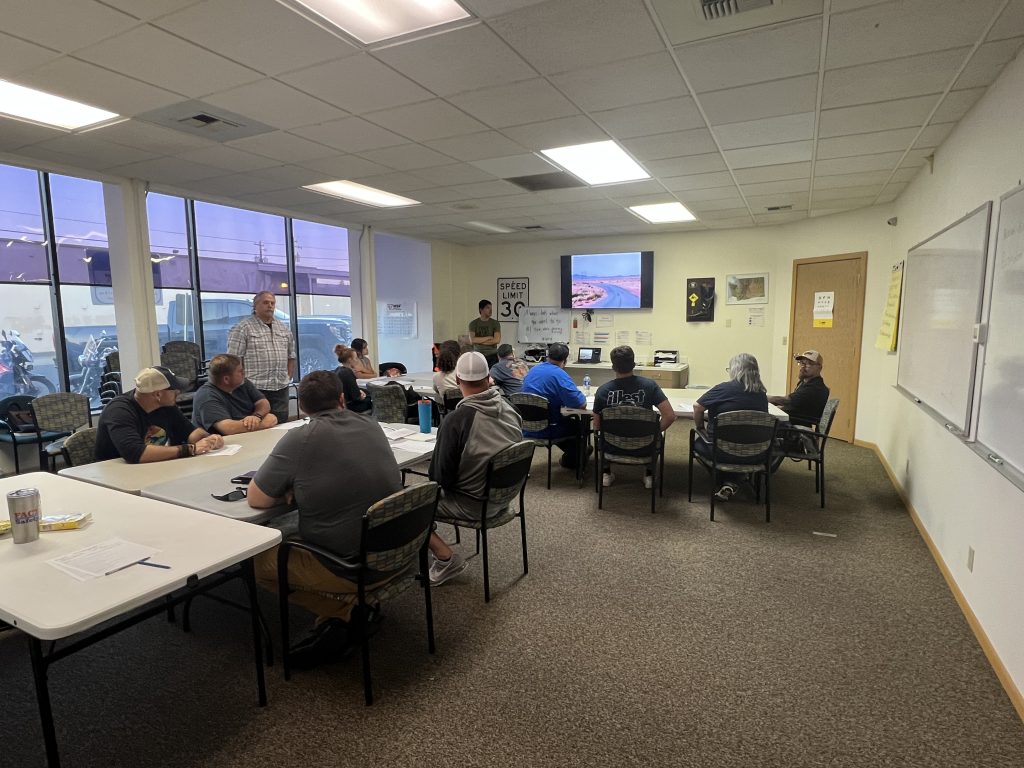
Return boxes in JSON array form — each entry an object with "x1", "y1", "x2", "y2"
[
  {"x1": 68, "y1": 333, "x2": 118, "y2": 407},
  {"x1": 0, "y1": 329, "x2": 57, "y2": 397}
]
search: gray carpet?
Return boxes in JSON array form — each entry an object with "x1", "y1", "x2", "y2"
[{"x1": 2, "y1": 433, "x2": 1022, "y2": 767}]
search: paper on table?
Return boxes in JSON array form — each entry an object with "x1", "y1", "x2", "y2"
[
  {"x1": 271, "y1": 418, "x2": 309, "y2": 431},
  {"x1": 403, "y1": 431, "x2": 436, "y2": 442},
  {"x1": 204, "y1": 443, "x2": 242, "y2": 456},
  {"x1": 48, "y1": 538, "x2": 160, "y2": 580},
  {"x1": 380, "y1": 426, "x2": 415, "y2": 440},
  {"x1": 391, "y1": 440, "x2": 435, "y2": 455}
]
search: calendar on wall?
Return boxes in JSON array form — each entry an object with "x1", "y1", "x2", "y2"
[{"x1": 377, "y1": 301, "x2": 417, "y2": 339}]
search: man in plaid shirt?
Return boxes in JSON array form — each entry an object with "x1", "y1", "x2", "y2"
[{"x1": 227, "y1": 291, "x2": 296, "y2": 424}]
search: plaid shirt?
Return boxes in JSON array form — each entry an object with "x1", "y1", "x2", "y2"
[{"x1": 227, "y1": 314, "x2": 296, "y2": 390}]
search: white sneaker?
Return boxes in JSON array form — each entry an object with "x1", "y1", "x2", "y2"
[
  {"x1": 602, "y1": 472, "x2": 615, "y2": 487},
  {"x1": 643, "y1": 474, "x2": 654, "y2": 490},
  {"x1": 429, "y1": 552, "x2": 467, "y2": 586}
]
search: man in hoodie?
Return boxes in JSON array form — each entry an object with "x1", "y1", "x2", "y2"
[{"x1": 426, "y1": 351, "x2": 524, "y2": 586}]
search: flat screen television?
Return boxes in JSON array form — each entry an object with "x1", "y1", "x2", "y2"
[{"x1": 560, "y1": 251, "x2": 654, "y2": 309}]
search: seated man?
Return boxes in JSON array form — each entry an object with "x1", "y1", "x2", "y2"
[
  {"x1": 488, "y1": 343, "x2": 523, "y2": 396},
  {"x1": 592, "y1": 345, "x2": 676, "y2": 488},
  {"x1": 247, "y1": 370, "x2": 403, "y2": 667},
  {"x1": 95, "y1": 366, "x2": 224, "y2": 463},
  {"x1": 426, "y1": 352, "x2": 524, "y2": 586},
  {"x1": 521, "y1": 342, "x2": 588, "y2": 470},
  {"x1": 191, "y1": 354, "x2": 279, "y2": 435},
  {"x1": 768, "y1": 350, "x2": 831, "y2": 459}
]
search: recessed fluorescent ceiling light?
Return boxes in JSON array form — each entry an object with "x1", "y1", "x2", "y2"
[
  {"x1": 540, "y1": 140, "x2": 649, "y2": 185},
  {"x1": 304, "y1": 180, "x2": 420, "y2": 208},
  {"x1": 463, "y1": 221, "x2": 515, "y2": 234},
  {"x1": 285, "y1": 0, "x2": 471, "y2": 44},
  {"x1": 0, "y1": 79, "x2": 119, "y2": 130},
  {"x1": 629, "y1": 202, "x2": 697, "y2": 223}
]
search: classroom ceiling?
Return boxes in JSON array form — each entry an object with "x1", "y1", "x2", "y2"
[{"x1": 1, "y1": 0, "x2": 1022, "y2": 245}]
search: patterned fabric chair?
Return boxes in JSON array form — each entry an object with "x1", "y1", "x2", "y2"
[
  {"x1": 277, "y1": 482, "x2": 439, "y2": 706},
  {"x1": 441, "y1": 387, "x2": 463, "y2": 417},
  {"x1": 368, "y1": 382, "x2": 413, "y2": 424},
  {"x1": 773, "y1": 399, "x2": 840, "y2": 508},
  {"x1": 29, "y1": 392, "x2": 92, "y2": 471},
  {"x1": 0, "y1": 395, "x2": 63, "y2": 475},
  {"x1": 433, "y1": 441, "x2": 535, "y2": 602},
  {"x1": 688, "y1": 410, "x2": 778, "y2": 522},
  {"x1": 596, "y1": 406, "x2": 664, "y2": 513},
  {"x1": 509, "y1": 392, "x2": 555, "y2": 489},
  {"x1": 61, "y1": 427, "x2": 98, "y2": 467}
]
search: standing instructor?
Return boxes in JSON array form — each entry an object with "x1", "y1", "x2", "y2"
[
  {"x1": 469, "y1": 299, "x2": 501, "y2": 367},
  {"x1": 228, "y1": 290, "x2": 296, "y2": 424}
]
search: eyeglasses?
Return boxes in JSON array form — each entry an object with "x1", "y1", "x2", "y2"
[{"x1": 211, "y1": 488, "x2": 247, "y2": 502}]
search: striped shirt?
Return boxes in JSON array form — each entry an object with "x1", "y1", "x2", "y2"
[{"x1": 227, "y1": 314, "x2": 296, "y2": 390}]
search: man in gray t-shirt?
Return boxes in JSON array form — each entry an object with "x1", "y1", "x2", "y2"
[{"x1": 191, "y1": 354, "x2": 278, "y2": 435}]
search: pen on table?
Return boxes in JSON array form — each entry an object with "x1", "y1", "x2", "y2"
[{"x1": 104, "y1": 557, "x2": 171, "y2": 576}]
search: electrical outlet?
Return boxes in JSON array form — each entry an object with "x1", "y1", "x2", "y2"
[
  {"x1": 782, "y1": 335, "x2": 788, "y2": 346},
  {"x1": 725, "y1": 319, "x2": 732, "y2": 328},
  {"x1": 967, "y1": 547, "x2": 975, "y2": 573}
]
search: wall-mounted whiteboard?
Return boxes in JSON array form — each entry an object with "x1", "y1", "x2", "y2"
[
  {"x1": 516, "y1": 306, "x2": 570, "y2": 344},
  {"x1": 896, "y1": 202, "x2": 991, "y2": 434},
  {"x1": 975, "y1": 185, "x2": 1024, "y2": 484}
]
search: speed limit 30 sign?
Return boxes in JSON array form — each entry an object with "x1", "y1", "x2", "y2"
[{"x1": 496, "y1": 277, "x2": 529, "y2": 321}]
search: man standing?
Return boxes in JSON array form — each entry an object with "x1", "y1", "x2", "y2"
[
  {"x1": 768, "y1": 350, "x2": 830, "y2": 428},
  {"x1": 227, "y1": 290, "x2": 296, "y2": 425},
  {"x1": 191, "y1": 354, "x2": 279, "y2": 435},
  {"x1": 247, "y1": 370, "x2": 403, "y2": 667},
  {"x1": 95, "y1": 366, "x2": 224, "y2": 463},
  {"x1": 469, "y1": 299, "x2": 501, "y2": 366},
  {"x1": 426, "y1": 352, "x2": 524, "y2": 586},
  {"x1": 521, "y1": 342, "x2": 587, "y2": 470},
  {"x1": 488, "y1": 343, "x2": 523, "y2": 396},
  {"x1": 592, "y1": 345, "x2": 676, "y2": 488}
]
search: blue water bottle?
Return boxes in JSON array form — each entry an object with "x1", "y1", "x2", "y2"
[
  {"x1": 417, "y1": 399, "x2": 432, "y2": 433},
  {"x1": 583, "y1": 375, "x2": 591, "y2": 396}
]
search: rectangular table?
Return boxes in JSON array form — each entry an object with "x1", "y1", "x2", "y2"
[
  {"x1": 0, "y1": 472, "x2": 280, "y2": 768},
  {"x1": 572, "y1": 387, "x2": 790, "y2": 421}
]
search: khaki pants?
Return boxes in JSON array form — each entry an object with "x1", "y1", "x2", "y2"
[{"x1": 255, "y1": 545, "x2": 359, "y2": 623}]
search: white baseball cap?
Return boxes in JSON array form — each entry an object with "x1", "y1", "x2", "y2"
[{"x1": 455, "y1": 351, "x2": 490, "y2": 382}]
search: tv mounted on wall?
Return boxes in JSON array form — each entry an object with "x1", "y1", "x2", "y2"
[{"x1": 560, "y1": 251, "x2": 654, "y2": 309}]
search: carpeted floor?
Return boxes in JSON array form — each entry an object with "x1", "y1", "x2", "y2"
[{"x1": 2, "y1": 434, "x2": 1022, "y2": 767}]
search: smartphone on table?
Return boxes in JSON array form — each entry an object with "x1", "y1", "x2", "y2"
[{"x1": 230, "y1": 470, "x2": 257, "y2": 485}]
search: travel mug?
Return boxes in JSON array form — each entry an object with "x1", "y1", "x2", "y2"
[
  {"x1": 7, "y1": 488, "x2": 41, "y2": 544},
  {"x1": 418, "y1": 399, "x2": 432, "y2": 433}
]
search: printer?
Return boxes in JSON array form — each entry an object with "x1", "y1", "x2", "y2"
[{"x1": 653, "y1": 350, "x2": 678, "y2": 366}]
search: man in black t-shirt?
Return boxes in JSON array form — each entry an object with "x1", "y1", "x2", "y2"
[
  {"x1": 95, "y1": 366, "x2": 224, "y2": 463},
  {"x1": 593, "y1": 345, "x2": 676, "y2": 488},
  {"x1": 768, "y1": 350, "x2": 830, "y2": 428},
  {"x1": 191, "y1": 354, "x2": 278, "y2": 434}
]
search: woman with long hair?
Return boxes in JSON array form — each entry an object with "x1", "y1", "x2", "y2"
[
  {"x1": 350, "y1": 338, "x2": 377, "y2": 380},
  {"x1": 432, "y1": 340, "x2": 461, "y2": 398},
  {"x1": 334, "y1": 344, "x2": 371, "y2": 413}
]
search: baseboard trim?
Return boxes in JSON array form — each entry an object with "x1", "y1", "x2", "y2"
[{"x1": 855, "y1": 438, "x2": 1024, "y2": 722}]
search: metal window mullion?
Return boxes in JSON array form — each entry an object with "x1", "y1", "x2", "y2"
[
  {"x1": 185, "y1": 198, "x2": 204, "y2": 358},
  {"x1": 38, "y1": 172, "x2": 68, "y2": 392},
  {"x1": 285, "y1": 217, "x2": 299, "y2": 381}
]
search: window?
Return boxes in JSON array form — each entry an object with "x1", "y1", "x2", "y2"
[
  {"x1": 147, "y1": 193, "x2": 196, "y2": 349},
  {"x1": 293, "y1": 219, "x2": 352, "y2": 375}
]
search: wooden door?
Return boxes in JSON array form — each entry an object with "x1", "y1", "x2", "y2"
[{"x1": 787, "y1": 253, "x2": 867, "y2": 443}]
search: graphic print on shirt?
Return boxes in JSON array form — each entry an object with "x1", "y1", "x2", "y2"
[
  {"x1": 605, "y1": 388, "x2": 646, "y2": 407},
  {"x1": 144, "y1": 425, "x2": 169, "y2": 445}
]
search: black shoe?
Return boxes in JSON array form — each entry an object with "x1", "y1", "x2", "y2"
[{"x1": 288, "y1": 618, "x2": 352, "y2": 670}]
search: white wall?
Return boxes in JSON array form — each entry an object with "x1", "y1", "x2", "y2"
[{"x1": 373, "y1": 232, "x2": 433, "y2": 372}]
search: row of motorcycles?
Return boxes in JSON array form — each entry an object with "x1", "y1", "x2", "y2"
[{"x1": 0, "y1": 329, "x2": 116, "y2": 402}]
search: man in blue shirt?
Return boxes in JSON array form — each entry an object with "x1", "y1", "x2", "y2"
[{"x1": 521, "y1": 343, "x2": 587, "y2": 469}]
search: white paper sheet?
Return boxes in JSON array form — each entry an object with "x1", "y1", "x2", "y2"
[
  {"x1": 380, "y1": 426, "x2": 415, "y2": 440},
  {"x1": 390, "y1": 440, "x2": 435, "y2": 455},
  {"x1": 204, "y1": 444, "x2": 242, "y2": 456},
  {"x1": 48, "y1": 538, "x2": 160, "y2": 580},
  {"x1": 271, "y1": 418, "x2": 309, "y2": 431}
]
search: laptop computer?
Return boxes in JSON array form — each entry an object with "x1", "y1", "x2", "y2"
[{"x1": 577, "y1": 347, "x2": 601, "y2": 364}]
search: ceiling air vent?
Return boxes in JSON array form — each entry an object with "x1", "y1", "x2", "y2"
[
  {"x1": 701, "y1": 0, "x2": 774, "y2": 20},
  {"x1": 136, "y1": 100, "x2": 275, "y2": 142},
  {"x1": 178, "y1": 113, "x2": 240, "y2": 130},
  {"x1": 506, "y1": 172, "x2": 585, "y2": 192},
  {"x1": 765, "y1": 205, "x2": 793, "y2": 211}
]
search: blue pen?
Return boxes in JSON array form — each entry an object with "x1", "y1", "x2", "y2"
[{"x1": 137, "y1": 560, "x2": 171, "y2": 569}]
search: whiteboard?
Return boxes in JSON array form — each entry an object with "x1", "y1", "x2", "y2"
[
  {"x1": 896, "y1": 202, "x2": 991, "y2": 433},
  {"x1": 516, "y1": 306, "x2": 570, "y2": 344},
  {"x1": 975, "y1": 185, "x2": 1024, "y2": 483}
]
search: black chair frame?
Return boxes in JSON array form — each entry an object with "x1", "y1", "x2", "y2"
[
  {"x1": 774, "y1": 399, "x2": 840, "y2": 508},
  {"x1": 596, "y1": 406, "x2": 665, "y2": 514}
]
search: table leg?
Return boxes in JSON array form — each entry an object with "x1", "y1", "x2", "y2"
[
  {"x1": 241, "y1": 558, "x2": 268, "y2": 706},
  {"x1": 28, "y1": 636, "x2": 61, "y2": 768}
]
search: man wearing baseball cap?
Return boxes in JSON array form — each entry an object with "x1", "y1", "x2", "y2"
[
  {"x1": 488, "y1": 343, "x2": 523, "y2": 396},
  {"x1": 768, "y1": 350, "x2": 830, "y2": 428},
  {"x1": 95, "y1": 365, "x2": 224, "y2": 463},
  {"x1": 426, "y1": 351, "x2": 523, "y2": 586}
]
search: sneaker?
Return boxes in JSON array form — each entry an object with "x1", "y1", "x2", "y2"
[
  {"x1": 643, "y1": 474, "x2": 654, "y2": 490},
  {"x1": 602, "y1": 472, "x2": 616, "y2": 487},
  {"x1": 288, "y1": 618, "x2": 351, "y2": 670},
  {"x1": 714, "y1": 482, "x2": 738, "y2": 502},
  {"x1": 429, "y1": 551, "x2": 467, "y2": 586}
]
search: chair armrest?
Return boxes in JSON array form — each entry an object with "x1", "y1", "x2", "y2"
[{"x1": 279, "y1": 536, "x2": 362, "y2": 573}]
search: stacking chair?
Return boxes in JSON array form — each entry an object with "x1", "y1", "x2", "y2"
[
  {"x1": 368, "y1": 382, "x2": 415, "y2": 424},
  {"x1": 29, "y1": 392, "x2": 92, "y2": 471},
  {"x1": 688, "y1": 410, "x2": 778, "y2": 522},
  {"x1": 433, "y1": 441, "x2": 535, "y2": 602},
  {"x1": 596, "y1": 406, "x2": 664, "y2": 513},
  {"x1": 61, "y1": 427, "x2": 98, "y2": 467},
  {"x1": 509, "y1": 392, "x2": 555, "y2": 489},
  {"x1": 98, "y1": 372, "x2": 122, "y2": 406},
  {"x1": 773, "y1": 399, "x2": 840, "y2": 508},
  {"x1": 0, "y1": 395, "x2": 56, "y2": 475},
  {"x1": 441, "y1": 387, "x2": 463, "y2": 416},
  {"x1": 378, "y1": 361, "x2": 408, "y2": 376},
  {"x1": 161, "y1": 347, "x2": 201, "y2": 419},
  {"x1": 277, "y1": 482, "x2": 439, "y2": 706}
]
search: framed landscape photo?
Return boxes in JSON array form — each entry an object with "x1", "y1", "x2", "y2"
[{"x1": 726, "y1": 272, "x2": 769, "y2": 305}]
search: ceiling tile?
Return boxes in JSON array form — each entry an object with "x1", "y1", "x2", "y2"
[
  {"x1": 501, "y1": 115, "x2": 608, "y2": 150},
  {"x1": 373, "y1": 24, "x2": 534, "y2": 96},
  {"x1": 816, "y1": 127, "x2": 920, "y2": 159},
  {"x1": 155, "y1": 0, "x2": 356, "y2": 76},
  {"x1": 698, "y1": 207, "x2": 755, "y2": 221},
  {"x1": 645, "y1": 153, "x2": 728, "y2": 176},
  {"x1": 812, "y1": 184, "x2": 883, "y2": 201},
  {"x1": 592, "y1": 97, "x2": 705, "y2": 139},
  {"x1": 226, "y1": 131, "x2": 336, "y2": 163},
  {"x1": 814, "y1": 151, "x2": 904, "y2": 176},
  {"x1": 0, "y1": 118, "x2": 66, "y2": 151},
  {"x1": 685, "y1": 196, "x2": 746, "y2": 212},
  {"x1": 932, "y1": 87, "x2": 986, "y2": 123},
  {"x1": 878, "y1": 181, "x2": 908, "y2": 200},
  {"x1": 450, "y1": 180, "x2": 525, "y2": 198},
  {"x1": 724, "y1": 140, "x2": 813, "y2": 168},
  {"x1": 987, "y1": 0, "x2": 1024, "y2": 41},
  {"x1": 550, "y1": 52, "x2": 688, "y2": 112},
  {"x1": 424, "y1": 131, "x2": 527, "y2": 161},
  {"x1": 733, "y1": 162, "x2": 811, "y2": 184},
  {"x1": 290, "y1": 117, "x2": 406, "y2": 153},
  {"x1": 822, "y1": 48, "x2": 969, "y2": 109},
  {"x1": 622, "y1": 128, "x2": 718, "y2": 160},
  {"x1": 914, "y1": 122, "x2": 954, "y2": 148},
  {"x1": 818, "y1": 95, "x2": 939, "y2": 138},
  {"x1": 279, "y1": 55, "x2": 432, "y2": 115},
  {"x1": 203, "y1": 79, "x2": 346, "y2": 130},
  {"x1": 347, "y1": 171, "x2": 432, "y2": 193},
  {"x1": 675, "y1": 18, "x2": 821, "y2": 93},
  {"x1": 813, "y1": 169, "x2": 896, "y2": 189},
  {"x1": 173, "y1": 144, "x2": 281, "y2": 173},
  {"x1": 459, "y1": 0, "x2": 550, "y2": 17},
  {"x1": 100, "y1": 0, "x2": 199, "y2": 20},
  {"x1": 954, "y1": 37, "x2": 1024, "y2": 90},
  {"x1": 488, "y1": 0, "x2": 663, "y2": 74},
  {"x1": 297, "y1": 155, "x2": 391, "y2": 179},
  {"x1": 826, "y1": 0, "x2": 1003, "y2": 69},
  {"x1": 0, "y1": 32, "x2": 61, "y2": 78},
  {"x1": 470, "y1": 154, "x2": 557, "y2": 177},
  {"x1": 448, "y1": 78, "x2": 580, "y2": 129},
  {"x1": 698, "y1": 75, "x2": 818, "y2": 125},
  {"x1": 712, "y1": 112, "x2": 814, "y2": 150},
  {"x1": 95, "y1": 119, "x2": 214, "y2": 154},
  {"x1": 358, "y1": 143, "x2": 454, "y2": 170},
  {"x1": 739, "y1": 178, "x2": 812, "y2": 196},
  {"x1": 106, "y1": 156, "x2": 225, "y2": 183},
  {"x1": 76, "y1": 25, "x2": 261, "y2": 98},
  {"x1": 662, "y1": 171, "x2": 738, "y2": 191},
  {"x1": 406, "y1": 186, "x2": 475, "y2": 204},
  {"x1": 670, "y1": 185, "x2": 741, "y2": 202},
  {"x1": 18, "y1": 134, "x2": 157, "y2": 169},
  {"x1": 0, "y1": 0, "x2": 137, "y2": 53},
  {"x1": 812, "y1": 195, "x2": 876, "y2": 210},
  {"x1": 234, "y1": 187, "x2": 326, "y2": 207},
  {"x1": 364, "y1": 100, "x2": 488, "y2": 142},
  {"x1": 745, "y1": 192, "x2": 809, "y2": 210},
  {"x1": 413, "y1": 164, "x2": 498, "y2": 186},
  {"x1": 247, "y1": 164, "x2": 327, "y2": 188}
]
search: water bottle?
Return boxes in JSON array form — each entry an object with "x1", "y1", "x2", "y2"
[
  {"x1": 583, "y1": 375, "x2": 591, "y2": 396},
  {"x1": 417, "y1": 399, "x2": 432, "y2": 434}
]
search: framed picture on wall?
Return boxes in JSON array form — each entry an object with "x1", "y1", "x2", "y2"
[{"x1": 726, "y1": 273, "x2": 769, "y2": 305}]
